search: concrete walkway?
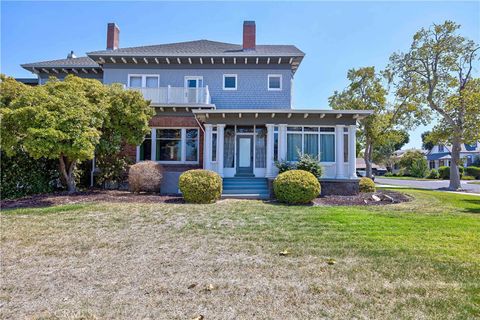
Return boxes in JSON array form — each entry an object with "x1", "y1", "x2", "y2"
[{"x1": 375, "y1": 178, "x2": 480, "y2": 194}]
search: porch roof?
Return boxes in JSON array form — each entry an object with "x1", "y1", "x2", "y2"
[{"x1": 192, "y1": 109, "x2": 373, "y2": 125}]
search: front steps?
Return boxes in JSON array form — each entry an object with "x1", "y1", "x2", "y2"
[{"x1": 222, "y1": 177, "x2": 270, "y2": 199}]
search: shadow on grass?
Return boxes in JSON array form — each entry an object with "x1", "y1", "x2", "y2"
[{"x1": 462, "y1": 199, "x2": 480, "y2": 214}]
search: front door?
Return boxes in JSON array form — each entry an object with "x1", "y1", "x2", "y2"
[
  {"x1": 236, "y1": 135, "x2": 254, "y2": 176},
  {"x1": 185, "y1": 77, "x2": 203, "y2": 104}
]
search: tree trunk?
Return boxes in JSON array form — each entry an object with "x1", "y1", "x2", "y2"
[
  {"x1": 449, "y1": 138, "x2": 462, "y2": 190},
  {"x1": 364, "y1": 141, "x2": 373, "y2": 179},
  {"x1": 59, "y1": 155, "x2": 77, "y2": 193}
]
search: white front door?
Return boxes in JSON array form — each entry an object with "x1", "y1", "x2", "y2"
[{"x1": 185, "y1": 76, "x2": 203, "y2": 103}]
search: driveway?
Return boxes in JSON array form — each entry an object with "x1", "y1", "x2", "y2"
[{"x1": 376, "y1": 178, "x2": 480, "y2": 194}]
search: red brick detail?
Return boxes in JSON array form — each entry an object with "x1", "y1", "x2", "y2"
[
  {"x1": 107, "y1": 23, "x2": 120, "y2": 50},
  {"x1": 121, "y1": 115, "x2": 205, "y2": 169},
  {"x1": 243, "y1": 21, "x2": 256, "y2": 50}
]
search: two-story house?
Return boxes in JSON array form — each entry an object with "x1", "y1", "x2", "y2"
[
  {"x1": 426, "y1": 142, "x2": 480, "y2": 169},
  {"x1": 21, "y1": 21, "x2": 372, "y2": 197}
]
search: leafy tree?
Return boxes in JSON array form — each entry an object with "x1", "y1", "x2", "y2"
[
  {"x1": 388, "y1": 21, "x2": 479, "y2": 190},
  {"x1": 1, "y1": 75, "x2": 153, "y2": 193},
  {"x1": 421, "y1": 131, "x2": 434, "y2": 151},
  {"x1": 373, "y1": 129, "x2": 409, "y2": 169},
  {"x1": 329, "y1": 67, "x2": 399, "y2": 178},
  {"x1": 399, "y1": 150, "x2": 426, "y2": 175},
  {"x1": 410, "y1": 158, "x2": 429, "y2": 178}
]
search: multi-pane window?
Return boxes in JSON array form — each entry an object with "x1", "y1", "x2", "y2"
[
  {"x1": 286, "y1": 126, "x2": 335, "y2": 162},
  {"x1": 255, "y1": 126, "x2": 267, "y2": 168},
  {"x1": 212, "y1": 127, "x2": 217, "y2": 162},
  {"x1": 139, "y1": 128, "x2": 199, "y2": 163},
  {"x1": 128, "y1": 75, "x2": 159, "y2": 88},
  {"x1": 268, "y1": 74, "x2": 282, "y2": 90},
  {"x1": 223, "y1": 74, "x2": 237, "y2": 90},
  {"x1": 273, "y1": 126, "x2": 279, "y2": 161},
  {"x1": 185, "y1": 129, "x2": 198, "y2": 162},
  {"x1": 344, "y1": 127, "x2": 349, "y2": 163}
]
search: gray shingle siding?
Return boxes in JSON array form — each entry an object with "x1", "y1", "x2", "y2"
[{"x1": 103, "y1": 65, "x2": 292, "y2": 109}]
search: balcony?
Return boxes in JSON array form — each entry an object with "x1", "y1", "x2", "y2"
[{"x1": 128, "y1": 85, "x2": 211, "y2": 105}]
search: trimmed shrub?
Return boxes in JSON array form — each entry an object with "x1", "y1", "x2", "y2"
[
  {"x1": 128, "y1": 161, "x2": 163, "y2": 193},
  {"x1": 273, "y1": 170, "x2": 320, "y2": 204},
  {"x1": 296, "y1": 154, "x2": 323, "y2": 179},
  {"x1": 462, "y1": 175, "x2": 476, "y2": 180},
  {"x1": 359, "y1": 177, "x2": 376, "y2": 193},
  {"x1": 438, "y1": 166, "x2": 464, "y2": 179},
  {"x1": 179, "y1": 170, "x2": 222, "y2": 204},
  {"x1": 427, "y1": 169, "x2": 440, "y2": 179},
  {"x1": 465, "y1": 166, "x2": 480, "y2": 179},
  {"x1": 384, "y1": 172, "x2": 394, "y2": 177}
]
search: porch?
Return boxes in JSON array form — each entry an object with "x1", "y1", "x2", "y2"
[{"x1": 128, "y1": 86, "x2": 211, "y2": 105}]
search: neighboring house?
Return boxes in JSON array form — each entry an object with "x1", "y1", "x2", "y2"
[
  {"x1": 355, "y1": 158, "x2": 387, "y2": 175},
  {"x1": 426, "y1": 142, "x2": 480, "y2": 169},
  {"x1": 21, "y1": 21, "x2": 372, "y2": 197}
]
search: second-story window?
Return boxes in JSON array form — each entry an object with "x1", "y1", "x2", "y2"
[
  {"x1": 268, "y1": 74, "x2": 282, "y2": 91},
  {"x1": 223, "y1": 74, "x2": 237, "y2": 90},
  {"x1": 128, "y1": 74, "x2": 159, "y2": 88}
]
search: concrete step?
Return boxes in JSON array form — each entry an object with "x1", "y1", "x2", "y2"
[{"x1": 222, "y1": 193, "x2": 270, "y2": 199}]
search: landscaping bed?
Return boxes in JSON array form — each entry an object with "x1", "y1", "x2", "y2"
[
  {"x1": 314, "y1": 189, "x2": 411, "y2": 206},
  {"x1": 1, "y1": 190, "x2": 184, "y2": 210}
]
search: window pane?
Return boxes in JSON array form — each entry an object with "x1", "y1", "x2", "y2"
[
  {"x1": 255, "y1": 127, "x2": 266, "y2": 168},
  {"x1": 224, "y1": 126, "x2": 235, "y2": 168},
  {"x1": 304, "y1": 134, "x2": 319, "y2": 158},
  {"x1": 146, "y1": 77, "x2": 158, "y2": 88},
  {"x1": 273, "y1": 132, "x2": 279, "y2": 162},
  {"x1": 130, "y1": 76, "x2": 142, "y2": 88},
  {"x1": 212, "y1": 133, "x2": 217, "y2": 162},
  {"x1": 186, "y1": 129, "x2": 198, "y2": 139},
  {"x1": 287, "y1": 133, "x2": 302, "y2": 161},
  {"x1": 320, "y1": 134, "x2": 335, "y2": 162},
  {"x1": 269, "y1": 76, "x2": 281, "y2": 89},
  {"x1": 139, "y1": 138, "x2": 151, "y2": 161},
  {"x1": 224, "y1": 76, "x2": 236, "y2": 89},
  {"x1": 344, "y1": 134, "x2": 349, "y2": 163},
  {"x1": 304, "y1": 127, "x2": 319, "y2": 132},
  {"x1": 157, "y1": 140, "x2": 181, "y2": 161},
  {"x1": 287, "y1": 126, "x2": 302, "y2": 132},
  {"x1": 236, "y1": 126, "x2": 254, "y2": 133},
  {"x1": 186, "y1": 140, "x2": 197, "y2": 161},
  {"x1": 320, "y1": 127, "x2": 335, "y2": 132},
  {"x1": 157, "y1": 129, "x2": 181, "y2": 139}
]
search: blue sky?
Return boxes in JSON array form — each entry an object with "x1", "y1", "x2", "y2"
[{"x1": 2, "y1": 1, "x2": 479, "y2": 149}]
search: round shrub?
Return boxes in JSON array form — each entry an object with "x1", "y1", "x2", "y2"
[
  {"x1": 465, "y1": 166, "x2": 480, "y2": 179},
  {"x1": 179, "y1": 169, "x2": 222, "y2": 204},
  {"x1": 128, "y1": 161, "x2": 163, "y2": 193},
  {"x1": 427, "y1": 169, "x2": 439, "y2": 179},
  {"x1": 438, "y1": 166, "x2": 464, "y2": 179},
  {"x1": 359, "y1": 177, "x2": 376, "y2": 193},
  {"x1": 273, "y1": 170, "x2": 320, "y2": 204},
  {"x1": 462, "y1": 175, "x2": 476, "y2": 180}
]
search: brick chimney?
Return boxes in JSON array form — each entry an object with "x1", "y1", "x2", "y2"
[
  {"x1": 243, "y1": 21, "x2": 256, "y2": 51},
  {"x1": 106, "y1": 23, "x2": 120, "y2": 50}
]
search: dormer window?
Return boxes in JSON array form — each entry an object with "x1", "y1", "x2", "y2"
[
  {"x1": 268, "y1": 74, "x2": 282, "y2": 91},
  {"x1": 223, "y1": 74, "x2": 237, "y2": 90}
]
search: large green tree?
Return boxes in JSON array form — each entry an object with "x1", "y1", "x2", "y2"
[
  {"x1": 329, "y1": 67, "x2": 404, "y2": 178},
  {"x1": 0, "y1": 75, "x2": 153, "y2": 193},
  {"x1": 373, "y1": 129, "x2": 409, "y2": 170},
  {"x1": 388, "y1": 21, "x2": 479, "y2": 190}
]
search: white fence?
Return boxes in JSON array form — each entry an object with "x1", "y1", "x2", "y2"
[{"x1": 128, "y1": 86, "x2": 211, "y2": 105}]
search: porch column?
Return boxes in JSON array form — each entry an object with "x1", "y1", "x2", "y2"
[
  {"x1": 348, "y1": 125, "x2": 357, "y2": 179},
  {"x1": 151, "y1": 128, "x2": 156, "y2": 161},
  {"x1": 204, "y1": 124, "x2": 212, "y2": 170},
  {"x1": 278, "y1": 124, "x2": 288, "y2": 161},
  {"x1": 217, "y1": 124, "x2": 225, "y2": 177},
  {"x1": 265, "y1": 124, "x2": 275, "y2": 177},
  {"x1": 335, "y1": 125, "x2": 345, "y2": 179}
]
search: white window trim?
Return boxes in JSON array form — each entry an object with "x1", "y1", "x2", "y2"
[
  {"x1": 223, "y1": 74, "x2": 237, "y2": 90},
  {"x1": 268, "y1": 74, "x2": 282, "y2": 91},
  {"x1": 151, "y1": 127, "x2": 200, "y2": 164},
  {"x1": 128, "y1": 74, "x2": 160, "y2": 88},
  {"x1": 285, "y1": 125, "x2": 336, "y2": 164}
]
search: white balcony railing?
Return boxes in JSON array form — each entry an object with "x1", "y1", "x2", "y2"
[{"x1": 128, "y1": 85, "x2": 211, "y2": 105}]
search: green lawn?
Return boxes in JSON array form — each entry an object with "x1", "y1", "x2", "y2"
[
  {"x1": 1, "y1": 189, "x2": 479, "y2": 319},
  {"x1": 469, "y1": 181, "x2": 480, "y2": 185},
  {"x1": 379, "y1": 176, "x2": 437, "y2": 181}
]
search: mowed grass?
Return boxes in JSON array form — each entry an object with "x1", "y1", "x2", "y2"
[{"x1": 1, "y1": 189, "x2": 479, "y2": 319}]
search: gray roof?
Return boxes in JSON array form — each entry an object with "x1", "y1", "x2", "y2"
[
  {"x1": 21, "y1": 56, "x2": 101, "y2": 69},
  {"x1": 87, "y1": 40, "x2": 305, "y2": 57}
]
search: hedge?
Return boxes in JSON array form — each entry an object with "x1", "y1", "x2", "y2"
[
  {"x1": 438, "y1": 166, "x2": 464, "y2": 179},
  {"x1": 359, "y1": 177, "x2": 376, "y2": 193},
  {"x1": 465, "y1": 166, "x2": 480, "y2": 179}
]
